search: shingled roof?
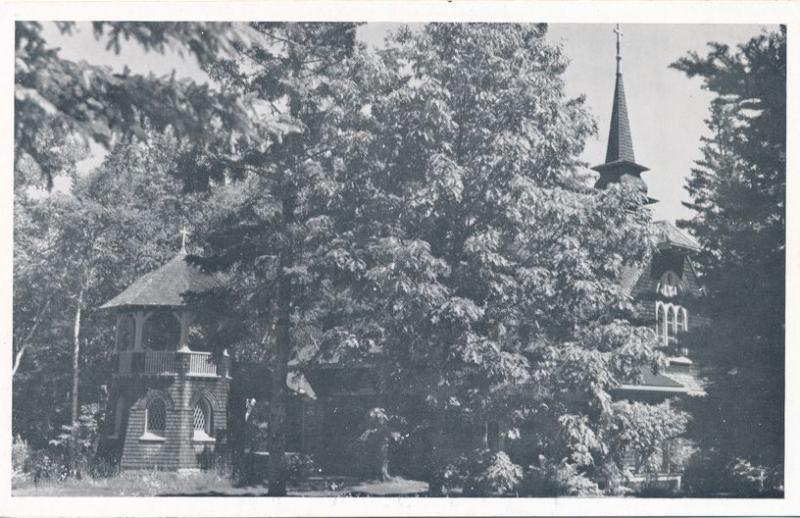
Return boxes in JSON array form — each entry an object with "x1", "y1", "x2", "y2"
[
  {"x1": 591, "y1": 71, "x2": 649, "y2": 175},
  {"x1": 99, "y1": 252, "x2": 220, "y2": 310},
  {"x1": 653, "y1": 220, "x2": 701, "y2": 252}
]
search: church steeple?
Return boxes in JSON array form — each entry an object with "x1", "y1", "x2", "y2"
[{"x1": 592, "y1": 24, "x2": 655, "y2": 203}]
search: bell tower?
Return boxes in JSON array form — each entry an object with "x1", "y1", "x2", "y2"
[
  {"x1": 98, "y1": 235, "x2": 231, "y2": 471},
  {"x1": 592, "y1": 24, "x2": 656, "y2": 204}
]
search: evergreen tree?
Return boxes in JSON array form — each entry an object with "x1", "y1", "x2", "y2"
[
  {"x1": 15, "y1": 22, "x2": 294, "y2": 190},
  {"x1": 671, "y1": 27, "x2": 785, "y2": 495},
  {"x1": 187, "y1": 22, "x2": 365, "y2": 496}
]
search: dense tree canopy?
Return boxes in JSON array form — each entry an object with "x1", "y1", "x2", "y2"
[
  {"x1": 15, "y1": 22, "x2": 296, "y2": 190},
  {"x1": 307, "y1": 24, "x2": 678, "y2": 491},
  {"x1": 671, "y1": 27, "x2": 785, "y2": 495},
  {"x1": 16, "y1": 22, "x2": 767, "y2": 496}
]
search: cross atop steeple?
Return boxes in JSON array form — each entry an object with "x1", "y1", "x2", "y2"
[
  {"x1": 614, "y1": 24, "x2": 623, "y2": 74},
  {"x1": 180, "y1": 226, "x2": 190, "y2": 254},
  {"x1": 591, "y1": 23, "x2": 656, "y2": 204}
]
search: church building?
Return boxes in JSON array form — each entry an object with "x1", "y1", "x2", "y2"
[{"x1": 97, "y1": 25, "x2": 707, "y2": 480}]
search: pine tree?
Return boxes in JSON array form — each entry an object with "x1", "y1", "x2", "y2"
[{"x1": 671, "y1": 27, "x2": 785, "y2": 495}]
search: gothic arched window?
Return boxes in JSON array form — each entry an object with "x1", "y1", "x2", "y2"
[
  {"x1": 655, "y1": 302, "x2": 689, "y2": 346},
  {"x1": 193, "y1": 399, "x2": 213, "y2": 440},
  {"x1": 657, "y1": 270, "x2": 682, "y2": 299},
  {"x1": 145, "y1": 397, "x2": 167, "y2": 437},
  {"x1": 655, "y1": 301, "x2": 667, "y2": 344}
]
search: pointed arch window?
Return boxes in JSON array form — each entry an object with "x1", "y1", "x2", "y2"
[
  {"x1": 143, "y1": 397, "x2": 167, "y2": 440},
  {"x1": 657, "y1": 270, "x2": 683, "y2": 299},
  {"x1": 193, "y1": 398, "x2": 214, "y2": 441},
  {"x1": 655, "y1": 301, "x2": 689, "y2": 346}
]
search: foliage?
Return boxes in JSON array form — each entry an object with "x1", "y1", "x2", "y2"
[
  {"x1": 428, "y1": 449, "x2": 524, "y2": 496},
  {"x1": 605, "y1": 400, "x2": 688, "y2": 477},
  {"x1": 298, "y1": 23, "x2": 675, "y2": 491},
  {"x1": 462, "y1": 450, "x2": 524, "y2": 496},
  {"x1": 12, "y1": 130, "x2": 231, "y2": 463},
  {"x1": 671, "y1": 26, "x2": 785, "y2": 489},
  {"x1": 682, "y1": 450, "x2": 783, "y2": 497},
  {"x1": 286, "y1": 454, "x2": 321, "y2": 484},
  {"x1": 12, "y1": 435, "x2": 31, "y2": 483},
  {"x1": 519, "y1": 455, "x2": 600, "y2": 496},
  {"x1": 15, "y1": 22, "x2": 294, "y2": 190},
  {"x1": 186, "y1": 22, "x2": 366, "y2": 495}
]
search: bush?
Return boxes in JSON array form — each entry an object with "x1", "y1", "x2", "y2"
[
  {"x1": 27, "y1": 450, "x2": 70, "y2": 482},
  {"x1": 519, "y1": 456, "x2": 600, "y2": 497},
  {"x1": 461, "y1": 449, "x2": 523, "y2": 496},
  {"x1": 286, "y1": 453, "x2": 320, "y2": 483},
  {"x1": 12, "y1": 435, "x2": 30, "y2": 483},
  {"x1": 429, "y1": 454, "x2": 468, "y2": 496},
  {"x1": 683, "y1": 450, "x2": 784, "y2": 497}
]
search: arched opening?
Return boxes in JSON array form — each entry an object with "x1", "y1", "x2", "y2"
[
  {"x1": 193, "y1": 398, "x2": 213, "y2": 440},
  {"x1": 142, "y1": 312, "x2": 181, "y2": 351},
  {"x1": 116, "y1": 315, "x2": 135, "y2": 351},
  {"x1": 657, "y1": 270, "x2": 682, "y2": 298},
  {"x1": 145, "y1": 397, "x2": 167, "y2": 438},
  {"x1": 666, "y1": 305, "x2": 677, "y2": 344},
  {"x1": 678, "y1": 307, "x2": 689, "y2": 332}
]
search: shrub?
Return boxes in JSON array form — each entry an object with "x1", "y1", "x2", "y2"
[
  {"x1": 683, "y1": 450, "x2": 784, "y2": 497},
  {"x1": 429, "y1": 454, "x2": 468, "y2": 496},
  {"x1": 286, "y1": 453, "x2": 320, "y2": 483},
  {"x1": 12, "y1": 435, "x2": 30, "y2": 483},
  {"x1": 461, "y1": 449, "x2": 523, "y2": 497},
  {"x1": 519, "y1": 456, "x2": 600, "y2": 497},
  {"x1": 27, "y1": 450, "x2": 70, "y2": 482}
]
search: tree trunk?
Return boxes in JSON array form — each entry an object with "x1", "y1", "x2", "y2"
[
  {"x1": 268, "y1": 194, "x2": 295, "y2": 497},
  {"x1": 70, "y1": 288, "x2": 84, "y2": 478},
  {"x1": 487, "y1": 421, "x2": 500, "y2": 452},
  {"x1": 428, "y1": 410, "x2": 448, "y2": 495},
  {"x1": 378, "y1": 437, "x2": 390, "y2": 481},
  {"x1": 12, "y1": 297, "x2": 51, "y2": 377}
]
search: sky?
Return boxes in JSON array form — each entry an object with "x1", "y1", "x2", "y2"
[{"x1": 42, "y1": 22, "x2": 775, "y2": 224}]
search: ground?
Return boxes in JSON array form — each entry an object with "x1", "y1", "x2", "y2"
[{"x1": 12, "y1": 472, "x2": 430, "y2": 497}]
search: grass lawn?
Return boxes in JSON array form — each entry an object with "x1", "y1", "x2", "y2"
[
  {"x1": 13, "y1": 472, "x2": 430, "y2": 497},
  {"x1": 12, "y1": 471, "x2": 355, "y2": 497}
]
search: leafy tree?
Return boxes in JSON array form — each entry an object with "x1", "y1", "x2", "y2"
[
  {"x1": 15, "y1": 22, "x2": 294, "y2": 190},
  {"x1": 12, "y1": 130, "x2": 229, "y2": 473},
  {"x1": 314, "y1": 23, "x2": 680, "y2": 490},
  {"x1": 671, "y1": 27, "x2": 785, "y2": 494}
]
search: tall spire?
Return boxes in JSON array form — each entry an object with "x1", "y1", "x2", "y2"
[{"x1": 592, "y1": 24, "x2": 654, "y2": 202}]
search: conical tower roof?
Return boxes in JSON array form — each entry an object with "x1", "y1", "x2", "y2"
[
  {"x1": 592, "y1": 24, "x2": 651, "y2": 195},
  {"x1": 99, "y1": 252, "x2": 220, "y2": 310},
  {"x1": 602, "y1": 72, "x2": 640, "y2": 166}
]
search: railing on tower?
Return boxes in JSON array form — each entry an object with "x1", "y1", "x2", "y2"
[
  {"x1": 186, "y1": 351, "x2": 218, "y2": 377},
  {"x1": 116, "y1": 350, "x2": 227, "y2": 377},
  {"x1": 143, "y1": 351, "x2": 175, "y2": 374}
]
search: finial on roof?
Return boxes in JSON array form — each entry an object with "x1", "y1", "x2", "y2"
[
  {"x1": 180, "y1": 226, "x2": 190, "y2": 254},
  {"x1": 614, "y1": 24, "x2": 623, "y2": 75}
]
